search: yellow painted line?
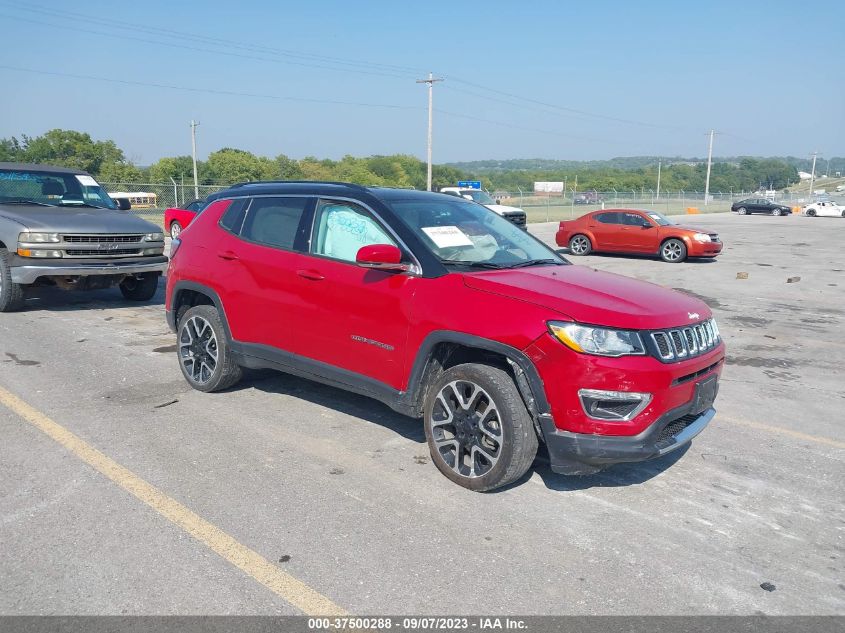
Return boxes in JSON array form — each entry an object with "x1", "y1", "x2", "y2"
[
  {"x1": 719, "y1": 415, "x2": 845, "y2": 450},
  {"x1": 0, "y1": 385, "x2": 346, "y2": 616}
]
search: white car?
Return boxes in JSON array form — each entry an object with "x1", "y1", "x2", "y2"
[
  {"x1": 440, "y1": 187, "x2": 528, "y2": 229},
  {"x1": 803, "y1": 201, "x2": 845, "y2": 217}
]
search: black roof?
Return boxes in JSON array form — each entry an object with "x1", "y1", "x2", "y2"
[
  {"x1": 207, "y1": 181, "x2": 449, "y2": 203},
  {"x1": 0, "y1": 162, "x2": 90, "y2": 175}
]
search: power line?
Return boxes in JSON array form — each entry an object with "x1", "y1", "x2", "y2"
[
  {"x1": 0, "y1": 65, "x2": 422, "y2": 110},
  {"x1": 0, "y1": 1, "x2": 426, "y2": 77}
]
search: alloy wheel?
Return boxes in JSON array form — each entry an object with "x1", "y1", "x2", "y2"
[
  {"x1": 662, "y1": 241, "x2": 683, "y2": 261},
  {"x1": 429, "y1": 380, "x2": 503, "y2": 478},
  {"x1": 570, "y1": 236, "x2": 590, "y2": 255},
  {"x1": 179, "y1": 315, "x2": 219, "y2": 384}
]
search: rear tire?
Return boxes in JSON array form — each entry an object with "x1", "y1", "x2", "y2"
[
  {"x1": 772, "y1": 208, "x2": 781, "y2": 216},
  {"x1": 119, "y1": 272, "x2": 160, "y2": 301},
  {"x1": 568, "y1": 234, "x2": 592, "y2": 256},
  {"x1": 0, "y1": 248, "x2": 25, "y2": 312},
  {"x1": 660, "y1": 238, "x2": 687, "y2": 263},
  {"x1": 170, "y1": 221, "x2": 182, "y2": 238},
  {"x1": 806, "y1": 209, "x2": 816, "y2": 217},
  {"x1": 737, "y1": 207, "x2": 747, "y2": 215},
  {"x1": 423, "y1": 363, "x2": 538, "y2": 492},
  {"x1": 177, "y1": 305, "x2": 242, "y2": 392}
]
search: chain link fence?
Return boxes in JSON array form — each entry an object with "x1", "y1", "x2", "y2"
[{"x1": 101, "y1": 182, "x2": 231, "y2": 227}]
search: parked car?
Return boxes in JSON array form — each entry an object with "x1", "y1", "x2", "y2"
[
  {"x1": 165, "y1": 199, "x2": 208, "y2": 238},
  {"x1": 166, "y1": 182, "x2": 725, "y2": 491},
  {"x1": 574, "y1": 190, "x2": 603, "y2": 205},
  {"x1": 555, "y1": 209, "x2": 723, "y2": 263},
  {"x1": 802, "y1": 201, "x2": 845, "y2": 218},
  {"x1": 439, "y1": 187, "x2": 527, "y2": 229},
  {"x1": 730, "y1": 198, "x2": 792, "y2": 216},
  {"x1": 0, "y1": 162, "x2": 167, "y2": 312}
]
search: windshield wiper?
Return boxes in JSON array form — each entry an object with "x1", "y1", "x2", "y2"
[
  {"x1": 58, "y1": 201, "x2": 111, "y2": 209},
  {"x1": 441, "y1": 260, "x2": 507, "y2": 269},
  {"x1": 1, "y1": 199, "x2": 55, "y2": 206},
  {"x1": 507, "y1": 258, "x2": 563, "y2": 269}
]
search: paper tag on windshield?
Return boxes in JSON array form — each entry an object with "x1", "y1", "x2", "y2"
[
  {"x1": 75, "y1": 175, "x2": 99, "y2": 187},
  {"x1": 421, "y1": 226, "x2": 473, "y2": 248}
]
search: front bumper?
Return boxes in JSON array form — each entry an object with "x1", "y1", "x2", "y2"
[
  {"x1": 10, "y1": 256, "x2": 168, "y2": 284},
  {"x1": 539, "y1": 398, "x2": 716, "y2": 475},
  {"x1": 687, "y1": 240, "x2": 723, "y2": 257}
]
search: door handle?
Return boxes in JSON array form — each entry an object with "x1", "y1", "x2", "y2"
[
  {"x1": 297, "y1": 269, "x2": 325, "y2": 281},
  {"x1": 217, "y1": 250, "x2": 239, "y2": 261}
]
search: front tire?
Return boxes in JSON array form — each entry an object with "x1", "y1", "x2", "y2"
[
  {"x1": 806, "y1": 209, "x2": 816, "y2": 217},
  {"x1": 737, "y1": 207, "x2": 747, "y2": 215},
  {"x1": 177, "y1": 305, "x2": 242, "y2": 392},
  {"x1": 660, "y1": 238, "x2": 687, "y2": 263},
  {"x1": 0, "y1": 248, "x2": 25, "y2": 312},
  {"x1": 568, "y1": 234, "x2": 592, "y2": 256},
  {"x1": 119, "y1": 272, "x2": 160, "y2": 301},
  {"x1": 772, "y1": 208, "x2": 781, "y2": 216},
  {"x1": 423, "y1": 363, "x2": 538, "y2": 492}
]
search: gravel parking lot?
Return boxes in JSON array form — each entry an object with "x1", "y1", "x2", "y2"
[{"x1": 1, "y1": 212, "x2": 842, "y2": 615}]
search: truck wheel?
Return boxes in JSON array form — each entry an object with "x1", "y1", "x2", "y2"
[
  {"x1": 0, "y1": 248, "x2": 25, "y2": 312},
  {"x1": 569, "y1": 234, "x2": 592, "y2": 255},
  {"x1": 119, "y1": 272, "x2": 160, "y2": 301},
  {"x1": 660, "y1": 239, "x2": 687, "y2": 263},
  {"x1": 423, "y1": 363, "x2": 538, "y2": 492},
  {"x1": 177, "y1": 305, "x2": 242, "y2": 392}
]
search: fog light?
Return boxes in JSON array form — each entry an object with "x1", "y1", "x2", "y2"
[
  {"x1": 17, "y1": 248, "x2": 63, "y2": 258},
  {"x1": 578, "y1": 389, "x2": 652, "y2": 421}
]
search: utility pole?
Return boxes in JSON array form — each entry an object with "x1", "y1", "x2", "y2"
[
  {"x1": 656, "y1": 158, "x2": 662, "y2": 201},
  {"x1": 704, "y1": 129, "x2": 714, "y2": 206},
  {"x1": 416, "y1": 72, "x2": 443, "y2": 191},
  {"x1": 190, "y1": 120, "x2": 200, "y2": 199},
  {"x1": 808, "y1": 151, "x2": 818, "y2": 201}
]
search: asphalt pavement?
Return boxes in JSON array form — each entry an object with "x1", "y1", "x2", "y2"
[{"x1": 1, "y1": 211, "x2": 843, "y2": 615}]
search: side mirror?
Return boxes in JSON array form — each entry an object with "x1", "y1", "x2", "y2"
[
  {"x1": 355, "y1": 244, "x2": 412, "y2": 273},
  {"x1": 641, "y1": 223, "x2": 653, "y2": 229},
  {"x1": 113, "y1": 197, "x2": 131, "y2": 211}
]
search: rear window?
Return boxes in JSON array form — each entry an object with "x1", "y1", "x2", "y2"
[{"x1": 241, "y1": 197, "x2": 310, "y2": 250}]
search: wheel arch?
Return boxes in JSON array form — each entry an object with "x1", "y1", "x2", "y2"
[
  {"x1": 169, "y1": 281, "x2": 232, "y2": 338},
  {"x1": 403, "y1": 331, "x2": 551, "y2": 425}
]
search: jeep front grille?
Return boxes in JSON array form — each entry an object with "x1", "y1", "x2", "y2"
[{"x1": 649, "y1": 318, "x2": 721, "y2": 362}]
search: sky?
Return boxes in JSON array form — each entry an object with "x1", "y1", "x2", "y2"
[{"x1": 0, "y1": 0, "x2": 842, "y2": 165}]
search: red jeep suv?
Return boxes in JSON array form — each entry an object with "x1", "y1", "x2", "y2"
[{"x1": 166, "y1": 182, "x2": 725, "y2": 491}]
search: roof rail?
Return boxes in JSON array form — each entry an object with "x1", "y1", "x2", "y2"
[{"x1": 226, "y1": 180, "x2": 370, "y2": 190}]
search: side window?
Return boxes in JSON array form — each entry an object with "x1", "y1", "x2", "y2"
[
  {"x1": 595, "y1": 212, "x2": 620, "y2": 224},
  {"x1": 241, "y1": 197, "x2": 310, "y2": 250},
  {"x1": 312, "y1": 200, "x2": 396, "y2": 263},
  {"x1": 624, "y1": 212, "x2": 647, "y2": 226},
  {"x1": 219, "y1": 199, "x2": 248, "y2": 234}
]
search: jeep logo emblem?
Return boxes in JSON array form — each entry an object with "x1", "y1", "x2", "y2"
[{"x1": 688, "y1": 312, "x2": 700, "y2": 320}]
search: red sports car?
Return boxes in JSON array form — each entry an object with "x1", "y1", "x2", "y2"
[
  {"x1": 556, "y1": 208, "x2": 723, "y2": 263},
  {"x1": 164, "y1": 199, "x2": 207, "y2": 238}
]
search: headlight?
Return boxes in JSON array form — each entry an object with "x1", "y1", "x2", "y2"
[
  {"x1": 144, "y1": 232, "x2": 164, "y2": 242},
  {"x1": 693, "y1": 233, "x2": 711, "y2": 243},
  {"x1": 548, "y1": 321, "x2": 646, "y2": 357},
  {"x1": 19, "y1": 232, "x2": 60, "y2": 243}
]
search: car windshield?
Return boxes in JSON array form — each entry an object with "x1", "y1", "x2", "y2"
[
  {"x1": 388, "y1": 197, "x2": 566, "y2": 269},
  {"x1": 0, "y1": 168, "x2": 117, "y2": 209},
  {"x1": 460, "y1": 190, "x2": 496, "y2": 205},
  {"x1": 644, "y1": 210, "x2": 674, "y2": 226}
]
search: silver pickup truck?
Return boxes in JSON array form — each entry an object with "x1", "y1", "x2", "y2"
[{"x1": 0, "y1": 162, "x2": 167, "y2": 312}]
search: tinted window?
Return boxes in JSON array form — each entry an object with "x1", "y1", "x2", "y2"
[
  {"x1": 241, "y1": 197, "x2": 309, "y2": 250},
  {"x1": 219, "y1": 199, "x2": 248, "y2": 234},
  {"x1": 622, "y1": 212, "x2": 648, "y2": 226},
  {"x1": 595, "y1": 212, "x2": 620, "y2": 224},
  {"x1": 311, "y1": 200, "x2": 396, "y2": 263}
]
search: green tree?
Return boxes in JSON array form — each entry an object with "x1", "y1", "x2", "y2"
[
  {"x1": 0, "y1": 137, "x2": 22, "y2": 162},
  {"x1": 148, "y1": 156, "x2": 200, "y2": 183},
  {"x1": 18, "y1": 129, "x2": 127, "y2": 176},
  {"x1": 205, "y1": 148, "x2": 277, "y2": 183}
]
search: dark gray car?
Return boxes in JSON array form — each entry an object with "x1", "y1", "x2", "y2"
[{"x1": 0, "y1": 162, "x2": 167, "y2": 311}]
